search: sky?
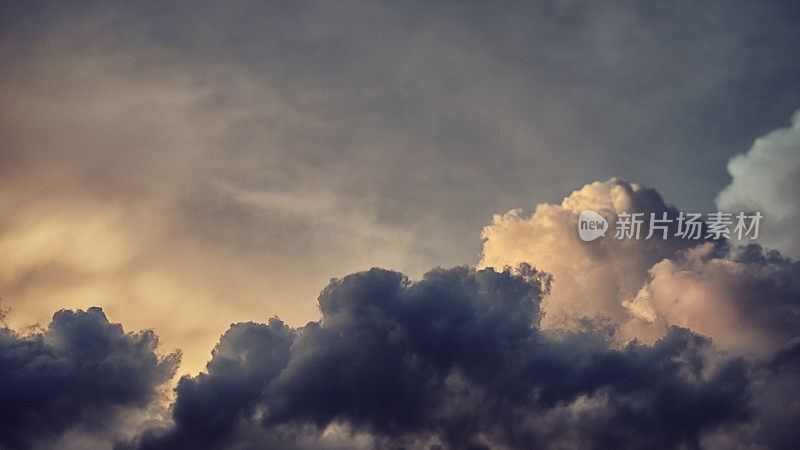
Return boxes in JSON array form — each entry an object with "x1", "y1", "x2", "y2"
[{"x1": 1, "y1": 1, "x2": 800, "y2": 449}]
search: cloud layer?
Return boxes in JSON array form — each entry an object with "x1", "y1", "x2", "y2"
[
  {"x1": 134, "y1": 266, "x2": 752, "y2": 449},
  {"x1": 3, "y1": 120, "x2": 799, "y2": 447},
  {"x1": 2, "y1": 181, "x2": 799, "y2": 448}
]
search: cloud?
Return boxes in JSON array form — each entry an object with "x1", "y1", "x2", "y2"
[
  {"x1": 717, "y1": 109, "x2": 800, "y2": 258},
  {"x1": 134, "y1": 266, "x2": 751, "y2": 449},
  {"x1": 157, "y1": 318, "x2": 296, "y2": 449},
  {"x1": 0, "y1": 307, "x2": 179, "y2": 448},
  {"x1": 1, "y1": 242, "x2": 796, "y2": 448},
  {"x1": 471, "y1": 169, "x2": 800, "y2": 446},
  {"x1": 624, "y1": 243, "x2": 800, "y2": 354},
  {"x1": 478, "y1": 176, "x2": 800, "y2": 360},
  {"x1": 479, "y1": 178, "x2": 707, "y2": 335}
]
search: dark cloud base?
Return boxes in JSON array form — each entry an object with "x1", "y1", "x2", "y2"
[
  {"x1": 0, "y1": 307, "x2": 179, "y2": 448},
  {"x1": 2, "y1": 262, "x2": 800, "y2": 449}
]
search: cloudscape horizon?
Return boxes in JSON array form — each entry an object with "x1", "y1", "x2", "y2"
[{"x1": 2, "y1": 1, "x2": 800, "y2": 449}]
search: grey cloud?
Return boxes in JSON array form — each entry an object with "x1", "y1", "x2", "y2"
[
  {"x1": 0, "y1": 307, "x2": 179, "y2": 448},
  {"x1": 136, "y1": 266, "x2": 754, "y2": 449}
]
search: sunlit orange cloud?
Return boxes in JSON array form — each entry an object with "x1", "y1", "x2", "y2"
[{"x1": 480, "y1": 175, "x2": 800, "y2": 357}]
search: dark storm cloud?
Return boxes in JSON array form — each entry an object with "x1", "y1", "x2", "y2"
[
  {"x1": 165, "y1": 319, "x2": 296, "y2": 448},
  {"x1": 744, "y1": 338, "x2": 800, "y2": 450},
  {"x1": 729, "y1": 245, "x2": 800, "y2": 343},
  {"x1": 0, "y1": 307, "x2": 179, "y2": 448},
  {"x1": 136, "y1": 266, "x2": 752, "y2": 449}
]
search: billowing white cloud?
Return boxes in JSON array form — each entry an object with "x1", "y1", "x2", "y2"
[
  {"x1": 479, "y1": 178, "x2": 697, "y2": 335},
  {"x1": 717, "y1": 109, "x2": 800, "y2": 258},
  {"x1": 479, "y1": 176, "x2": 800, "y2": 356}
]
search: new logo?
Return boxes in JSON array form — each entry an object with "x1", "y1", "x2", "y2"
[{"x1": 578, "y1": 210, "x2": 608, "y2": 241}]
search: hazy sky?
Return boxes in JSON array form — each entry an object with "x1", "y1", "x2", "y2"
[
  {"x1": 2, "y1": 1, "x2": 800, "y2": 449},
  {"x1": 3, "y1": 0, "x2": 800, "y2": 373}
]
